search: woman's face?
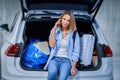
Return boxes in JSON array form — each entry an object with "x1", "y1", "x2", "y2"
[{"x1": 61, "y1": 14, "x2": 71, "y2": 29}]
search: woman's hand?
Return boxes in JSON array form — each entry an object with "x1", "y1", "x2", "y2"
[
  {"x1": 52, "y1": 19, "x2": 61, "y2": 31},
  {"x1": 71, "y1": 67, "x2": 76, "y2": 76},
  {"x1": 71, "y1": 60, "x2": 77, "y2": 76}
]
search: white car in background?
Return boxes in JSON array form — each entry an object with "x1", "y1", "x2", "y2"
[{"x1": 1, "y1": 0, "x2": 113, "y2": 80}]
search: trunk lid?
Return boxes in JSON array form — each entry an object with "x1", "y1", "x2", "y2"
[{"x1": 20, "y1": 0, "x2": 103, "y2": 20}]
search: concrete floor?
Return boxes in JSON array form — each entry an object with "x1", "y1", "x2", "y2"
[
  {"x1": 113, "y1": 57, "x2": 120, "y2": 80},
  {"x1": 0, "y1": 0, "x2": 120, "y2": 80}
]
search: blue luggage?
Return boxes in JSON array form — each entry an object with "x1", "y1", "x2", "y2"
[{"x1": 21, "y1": 38, "x2": 49, "y2": 69}]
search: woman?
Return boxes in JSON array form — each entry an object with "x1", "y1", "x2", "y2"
[{"x1": 44, "y1": 10, "x2": 80, "y2": 80}]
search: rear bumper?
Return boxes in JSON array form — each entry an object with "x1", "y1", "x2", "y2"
[{"x1": 1, "y1": 56, "x2": 113, "y2": 80}]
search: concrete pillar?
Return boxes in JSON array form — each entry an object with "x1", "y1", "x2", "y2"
[
  {"x1": 0, "y1": 0, "x2": 20, "y2": 28},
  {"x1": 96, "y1": 0, "x2": 120, "y2": 57},
  {"x1": 0, "y1": 0, "x2": 4, "y2": 25}
]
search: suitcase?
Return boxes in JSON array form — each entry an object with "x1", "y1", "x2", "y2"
[{"x1": 80, "y1": 34, "x2": 95, "y2": 66}]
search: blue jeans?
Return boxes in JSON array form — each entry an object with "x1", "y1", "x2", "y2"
[{"x1": 47, "y1": 57, "x2": 71, "y2": 80}]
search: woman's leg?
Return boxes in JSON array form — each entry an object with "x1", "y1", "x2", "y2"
[
  {"x1": 59, "y1": 58, "x2": 71, "y2": 80},
  {"x1": 47, "y1": 58, "x2": 59, "y2": 80}
]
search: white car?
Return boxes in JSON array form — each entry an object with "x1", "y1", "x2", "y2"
[{"x1": 1, "y1": 0, "x2": 113, "y2": 80}]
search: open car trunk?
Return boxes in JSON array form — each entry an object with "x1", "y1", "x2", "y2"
[{"x1": 20, "y1": 17, "x2": 101, "y2": 71}]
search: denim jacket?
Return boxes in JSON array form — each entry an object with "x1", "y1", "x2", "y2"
[{"x1": 44, "y1": 28, "x2": 80, "y2": 70}]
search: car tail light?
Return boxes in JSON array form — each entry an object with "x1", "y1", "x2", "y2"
[
  {"x1": 5, "y1": 44, "x2": 19, "y2": 57},
  {"x1": 103, "y1": 45, "x2": 113, "y2": 57}
]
